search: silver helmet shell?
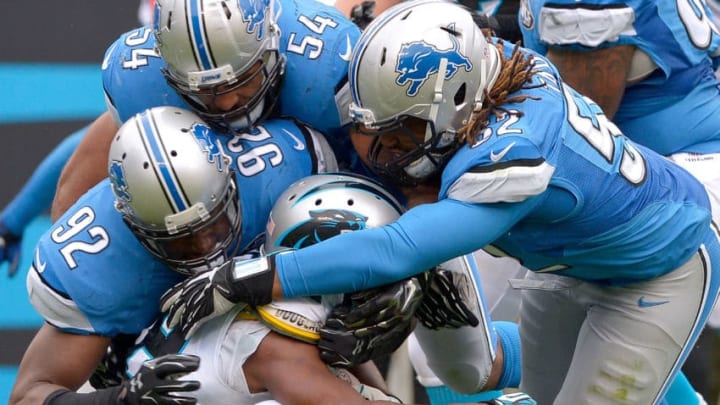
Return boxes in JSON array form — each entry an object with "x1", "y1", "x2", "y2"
[
  {"x1": 264, "y1": 173, "x2": 405, "y2": 252},
  {"x1": 108, "y1": 106, "x2": 241, "y2": 274},
  {"x1": 154, "y1": 0, "x2": 284, "y2": 132},
  {"x1": 348, "y1": 0, "x2": 500, "y2": 185}
]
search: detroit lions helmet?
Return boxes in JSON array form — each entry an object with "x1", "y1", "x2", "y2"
[
  {"x1": 154, "y1": 0, "x2": 284, "y2": 132},
  {"x1": 108, "y1": 106, "x2": 242, "y2": 275},
  {"x1": 264, "y1": 173, "x2": 404, "y2": 252},
  {"x1": 348, "y1": 0, "x2": 500, "y2": 185}
]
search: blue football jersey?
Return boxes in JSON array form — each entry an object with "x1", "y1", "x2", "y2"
[
  {"x1": 519, "y1": 0, "x2": 720, "y2": 155},
  {"x1": 101, "y1": 26, "x2": 189, "y2": 124},
  {"x1": 275, "y1": 43, "x2": 713, "y2": 298},
  {"x1": 102, "y1": 0, "x2": 361, "y2": 166},
  {"x1": 27, "y1": 119, "x2": 331, "y2": 336},
  {"x1": 276, "y1": 0, "x2": 361, "y2": 167},
  {"x1": 439, "y1": 42, "x2": 712, "y2": 282}
]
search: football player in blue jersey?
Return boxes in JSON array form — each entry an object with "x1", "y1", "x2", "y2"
[
  {"x1": 9, "y1": 106, "x2": 337, "y2": 405},
  {"x1": 159, "y1": 2, "x2": 720, "y2": 404},
  {"x1": 519, "y1": 0, "x2": 720, "y2": 398},
  {"x1": 50, "y1": 0, "x2": 362, "y2": 222}
]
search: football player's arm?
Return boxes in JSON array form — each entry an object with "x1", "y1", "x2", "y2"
[
  {"x1": 2, "y1": 126, "x2": 85, "y2": 233},
  {"x1": 245, "y1": 331, "x2": 402, "y2": 405},
  {"x1": 51, "y1": 111, "x2": 118, "y2": 221},
  {"x1": 9, "y1": 324, "x2": 109, "y2": 405},
  {"x1": 349, "y1": 362, "x2": 388, "y2": 393},
  {"x1": 546, "y1": 45, "x2": 635, "y2": 119},
  {"x1": 274, "y1": 197, "x2": 537, "y2": 298}
]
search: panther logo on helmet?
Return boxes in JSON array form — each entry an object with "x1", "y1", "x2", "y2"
[
  {"x1": 395, "y1": 24, "x2": 473, "y2": 97},
  {"x1": 238, "y1": 0, "x2": 269, "y2": 40},
  {"x1": 190, "y1": 122, "x2": 226, "y2": 171},
  {"x1": 109, "y1": 160, "x2": 132, "y2": 202},
  {"x1": 277, "y1": 209, "x2": 368, "y2": 249}
]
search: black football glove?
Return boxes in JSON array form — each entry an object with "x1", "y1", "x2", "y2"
[
  {"x1": 119, "y1": 354, "x2": 201, "y2": 405},
  {"x1": 161, "y1": 254, "x2": 279, "y2": 337},
  {"x1": 415, "y1": 268, "x2": 480, "y2": 330},
  {"x1": 89, "y1": 334, "x2": 138, "y2": 389},
  {"x1": 0, "y1": 221, "x2": 22, "y2": 277},
  {"x1": 318, "y1": 275, "x2": 426, "y2": 368}
]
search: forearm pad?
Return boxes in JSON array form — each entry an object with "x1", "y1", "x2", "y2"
[{"x1": 44, "y1": 386, "x2": 123, "y2": 405}]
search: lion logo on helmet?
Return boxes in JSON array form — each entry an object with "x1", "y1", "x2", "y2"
[
  {"x1": 395, "y1": 23, "x2": 473, "y2": 97},
  {"x1": 238, "y1": 0, "x2": 269, "y2": 40},
  {"x1": 109, "y1": 160, "x2": 132, "y2": 202},
  {"x1": 190, "y1": 122, "x2": 227, "y2": 171}
]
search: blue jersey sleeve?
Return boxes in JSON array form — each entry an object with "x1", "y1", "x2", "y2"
[
  {"x1": 29, "y1": 181, "x2": 184, "y2": 336},
  {"x1": 102, "y1": 27, "x2": 187, "y2": 125},
  {"x1": 277, "y1": 197, "x2": 537, "y2": 297}
]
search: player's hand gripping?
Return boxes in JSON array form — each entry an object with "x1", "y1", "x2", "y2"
[
  {"x1": 0, "y1": 220, "x2": 22, "y2": 277},
  {"x1": 119, "y1": 354, "x2": 201, "y2": 405},
  {"x1": 161, "y1": 255, "x2": 278, "y2": 337},
  {"x1": 318, "y1": 274, "x2": 426, "y2": 368},
  {"x1": 415, "y1": 267, "x2": 480, "y2": 329}
]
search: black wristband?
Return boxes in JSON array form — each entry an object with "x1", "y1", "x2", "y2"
[
  {"x1": 225, "y1": 255, "x2": 277, "y2": 306},
  {"x1": 44, "y1": 385, "x2": 124, "y2": 405}
]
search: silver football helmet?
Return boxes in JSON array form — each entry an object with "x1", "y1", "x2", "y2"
[
  {"x1": 154, "y1": 0, "x2": 284, "y2": 132},
  {"x1": 348, "y1": 0, "x2": 500, "y2": 185},
  {"x1": 108, "y1": 106, "x2": 242, "y2": 275},
  {"x1": 264, "y1": 173, "x2": 404, "y2": 252}
]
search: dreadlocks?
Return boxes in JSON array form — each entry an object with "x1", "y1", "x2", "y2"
[{"x1": 461, "y1": 40, "x2": 542, "y2": 145}]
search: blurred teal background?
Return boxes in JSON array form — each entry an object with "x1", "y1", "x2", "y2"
[{"x1": 0, "y1": 1, "x2": 139, "y2": 402}]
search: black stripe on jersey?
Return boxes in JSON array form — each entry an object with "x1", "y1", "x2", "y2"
[
  {"x1": 334, "y1": 74, "x2": 349, "y2": 95},
  {"x1": 466, "y1": 157, "x2": 546, "y2": 173},
  {"x1": 544, "y1": 2, "x2": 628, "y2": 10},
  {"x1": 33, "y1": 266, "x2": 72, "y2": 300},
  {"x1": 296, "y1": 122, "x2": 321, "y2": 174}
]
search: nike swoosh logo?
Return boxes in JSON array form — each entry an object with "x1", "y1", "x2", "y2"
[
  {"x1": 282, "y1": 129, "x2": 306, "y2": 151},
  {"x1": 34, "y1": 248, "x2": 46, "y2": 274},
  {"x1": 339, "y1": 34, "x2": 352, "y2": 62},
  {"x1": 638, "y1": 296, "x2": 670, "y2": 308},
  {"x1": 490, "y1": 141, "x2": 516, "y2": 162}
]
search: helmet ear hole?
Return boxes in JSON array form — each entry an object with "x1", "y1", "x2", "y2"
[
  {"x1": 347, "y1": 199, "x2": 354, "y2": 206},
  {"x1": 454, "y1": 83, "x2": 467, "y2": 106},
  {"x1": 380, "y1": 48, "x2": 387, "y2": 66},
  {"x1": 221, "y1": 1, "x2": 231, "y2": 18}
]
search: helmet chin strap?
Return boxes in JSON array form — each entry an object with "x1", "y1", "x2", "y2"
[
  {"x1": 427, "y1": 57, "x2": 448, "y2": 143},
  {"x1": 405, "y1": 58, "x2": 449, "y2": 180}
]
